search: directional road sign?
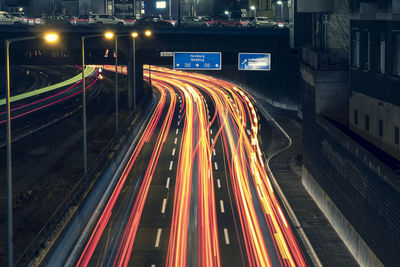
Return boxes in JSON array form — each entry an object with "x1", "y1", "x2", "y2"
[
  {"x1": 174, "y1": 52, "x2": 221, "y2": 70},
  {"x1": 238, "y1": 53, "x2": 271, "y2": 71}
]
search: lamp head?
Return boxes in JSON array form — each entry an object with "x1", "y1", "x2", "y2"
[
  {"x1": 44, "y1": 32, "x2": 59, "y2": 43},
  {"x1": 144, "y1": 30, "x2": 152, "y2": 37},
  {"x1": 131, "y1": 32, "x2": 138, "y2": 38},
  {"x1": 104, "y1": 31, "x2": 114, "y2": 39}
]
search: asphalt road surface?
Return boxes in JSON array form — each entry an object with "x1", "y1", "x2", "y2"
[{"x1": 61, "y1": 66, "x2": 308, "y2": 267}]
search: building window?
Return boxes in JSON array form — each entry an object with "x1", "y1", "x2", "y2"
[
  {"x1": 379, "y1": 120, "x2": 383, "y2": 138},
  {"x1": 365, "y1": 32, "x2": 370, "y2": 70},
  {"x1": 354, "y1": 110, "x2": 358, "y2": 125},
  {"x1": 352, "y1": 31, "x2": 360, "y2": 67},
  {"x1": 365, "y1": 114, "x2": 370, "y2": 131},
  {"x1": 394, "y1": 32, "x2": 400, "y2": 76},
  {"x1": 380, "y1": 33, "x2": 386, "y2": 73},
  {"x1": 395, "y1": 126, "x2": 399, "y2": 145}
]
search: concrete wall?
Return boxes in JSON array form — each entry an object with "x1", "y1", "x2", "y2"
[{"x1": 302, "y1": 167, "x2": 384, "y2": 267}]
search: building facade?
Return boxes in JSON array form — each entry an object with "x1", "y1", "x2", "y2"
[{"x1": 298, "y1": 0, "x2": 400, "y2": 266}]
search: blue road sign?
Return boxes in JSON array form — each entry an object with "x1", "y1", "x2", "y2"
[
  {"x1": 238, "y1": 53, "x2": 271, "y2": 71},
  {"x1": 174, "y1": 52, "x2": 221, "y2": 70}
]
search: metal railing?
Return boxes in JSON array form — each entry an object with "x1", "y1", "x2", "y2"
[{"x1": 15, "y1": 92, "x2": 153, "y2": 267}]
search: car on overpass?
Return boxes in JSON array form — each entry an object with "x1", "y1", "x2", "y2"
[
  {"x1": 134, "y1": 16, "x2": 173, "y2": 27},
  {"x1": 0, "y1": 11, "x2": 22, "y2": 25},
  {"x1": 249, "y1": 17, "x2": 277, "y2": 28},
  {"x1": 89, "y1": 14, "x2": 126, "y2": 26},
  {"x1": 122, "y1": 15, "x2": 136, "y2": 26},
  {"x1": 74, "y1": 15, "x2": 90, "y2": 25},
  {"x1": 181, "y1": 17, "x2": 209, "y2": 28},
  {"x1": 214, "y1": 16, "x2": 243, "y2": 27}
]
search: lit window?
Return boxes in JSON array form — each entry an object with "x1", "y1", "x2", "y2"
[{"x1": 156, "y1": 1, "x2": 166, "y2": 8}]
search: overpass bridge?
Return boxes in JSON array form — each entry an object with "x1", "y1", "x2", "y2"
[{"x1": 1, "y1": 25, "x2": 298, "y2": 111}]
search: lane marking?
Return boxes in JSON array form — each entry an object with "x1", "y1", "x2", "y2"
[
  {"x1": 178, "y1": 115, "x2": 181, "y2": 119},
  {"x1": 210, "y1": 129, "x2": 213, "y2": 135},
  {"x1": 217, "y1": 179, "x2": 221, "y2": 188},
  {"x1": 166, "y1": 177, "x2": 170, "y2": 189},
  {"x1": 177, "y1": 121, "x2": 180, "y2": 126},
  {"x1": 161, "y1": 198, "x2": 167, "y2": 214},
  {"x1": 174, "y1": 137, "x2": 177, "y2": 144},
  {"x1": 211, "y1": 138, "x2": 214, "y2": 144},
  {"x1": 172, "y1": 148, "x2": 176, "y2": 156},
  {"x1": 176, "y1": 128, "x2": 179, "y2": 135},
  {"x1": 169, "y1": 161, "x2": 174, "y2": 171},
  {"x1": 220, "y1": 200, "x2": 225, "y2": 213},
  {"x1": 224, "y1": 228, "x2": 230, "y2": 245},
  {"x1": 155, "y1": 228, "x2": 162, "y2": 247},
  {"x1": 214, "y1": 162, "x2": 218, "y2": 170},
  {"x1": 247, "y1": 129, "x2": 251, "y2": 135},
  {"x1": 213, "y1": 148, "x2": 216, "y2": 156}
]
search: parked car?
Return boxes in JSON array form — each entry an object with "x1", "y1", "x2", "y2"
[
  {"x1": 181, "y1": 16, "x2": 208, "y2": 28},
  {"x1": 134, "y1": 16, "x2": 173, "y2": 27},
  {"x1": 275, "y1": 20, "x2": 290, "y2": 28},
  {"x1": 41, "y1": 15, "x2": 72, "y2": 26},
  {"x1": 249, "y1": 17, "x2": 276, "y2": 28},
  {"x1": 214, "y1": 17, "x2": 242, "y2": 27},
  {"x1": 9, "y1": 12, "x2": 28, "y2": 24},
  {"x1": 122, "y1": 15, "x2": 136, "y2": 26},
  {"x1": 89, "y1": 14, "x2": 126, "y2": 26},
  {"x1": 199, "y1": 16, "x2": 215, "y2": 26},
  {"x1": 73, "y1": 15, "x2": 90, "y2": 25},
  {"x1": 0, "y1": 11, "x2": 22, "y2": 25}
]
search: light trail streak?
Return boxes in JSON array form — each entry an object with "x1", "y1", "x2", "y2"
[{"x1": 76, "y1": 65, "x2": 307, "y2": 267}]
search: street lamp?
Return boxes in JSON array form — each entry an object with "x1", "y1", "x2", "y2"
[
  {"x1": 131, "y1": 32, "x2": 138, "y2": 111},
  {"x1": 276, "y1": 1, "x2": 284, "y2": 20},
  {"x1": 103, "y1": 31, "x2": 120, "y2": 135},
  {"x1": 250, "y1": 5, "x2": 256, "y2": 17},
  {"x1": 141, "y1": 30, "x2": 153, "y2": 89},
  {"x1": 81, "y1": 31, "x2": 114, "y2": 178},
  {"x1": 4, "y1": 32, "x2": 59, "y2": 267}
]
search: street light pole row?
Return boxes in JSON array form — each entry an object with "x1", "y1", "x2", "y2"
[{"x1": 4, "y1": 29, "x2": 152, "y2": 267}]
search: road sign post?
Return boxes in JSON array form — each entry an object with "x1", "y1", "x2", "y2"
[
  {"x1": 174, "y1": 52, "x2": 221, "y2": 70},
  {"x1": 238, "y1": 53, "x2": 271, "y2": 71}
]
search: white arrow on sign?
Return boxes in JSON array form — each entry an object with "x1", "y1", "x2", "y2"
[{"x1": 195, "y1": 63, "x2": 199, "y2": 67}]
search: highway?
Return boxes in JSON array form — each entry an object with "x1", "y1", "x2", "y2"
[{"x1": 59, "y1": 66, "x2": 307, "y2": 267}]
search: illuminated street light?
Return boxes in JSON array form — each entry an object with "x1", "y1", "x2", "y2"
[
  {"x1": 4, "y1": 33, "x2": 61, "y2": 267},
  {"x1": 145, "y1": 30, "x2": 152, "y2": 37},
  {"x1": 104, "y1": 31, "x2": 114, "y2": 39},
  {"x1": 250, "y1": 5, "x2": 256, "y2": 10},
  {"x1": 44, "y1": 32, "x2": 59, "y2": 43},
  {"x1": 131, "y1": 32, "x2": 138, "y2": 38},
  {"x1": 277, "y1": 0, "x2": 283, "y2": 4},
  {"x1": 224, "y1": 10, "x2": 229, "y2": 15}
]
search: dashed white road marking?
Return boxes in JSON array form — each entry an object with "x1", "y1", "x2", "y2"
[
  {"x1": 178, "y1": 115, "x2": 181, "y2": 119},
  {"x1": 214, "y1": 162, "x2": 218, "y2": 170},
  {"x1": 210, "y1": 129, "x2": 213, "y2": 135},
  {"x1": 220, "y1": 200, "x2": 225, "y2": 213},
  {"x1": 155, "y1": 228, "x2": 162, "y2": 247},
  {"x1": 176, "y1": 128, "x2": 179, "y2": 135},
  {"x1": 224, "y1": 228, "x2": 230, "y2": 245},
  {"x1": 161, "y1": 198, "x2": 167, "y2": 214},
  {"x1": 217, "y1": 179, "x2": 221, "y2": 188},
  {"x1": 213, "y1": 148, "x2": 216, "y2": 156},
  {"x1": 174, "y1": 138, "x2": 177, "y2": 144},
  {"x1": 169, "y1": 161, "x2": 174, "y2": 171},
  {"x1": 172, "y1": 148, "x2": 176, "y2": 156},
  {"x1": 177, "y1": 121, "x2": 180, "y2": 126},
  {"x1": 166, "y1": 177, "x2": 170, "y2": 189},
  {"x1": 211, "y1": 138, "x2": 214, "y2": 144},
  {"x1": 247, "y1": 129, "x2": 251, "y2": 136}
]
